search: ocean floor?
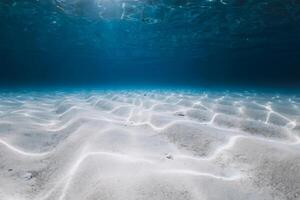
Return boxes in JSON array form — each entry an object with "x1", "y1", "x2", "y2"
[{"x1": 0, "y1": 90, "x2": 299, "y2": 200}]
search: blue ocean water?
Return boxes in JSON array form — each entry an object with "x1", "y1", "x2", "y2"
[
  {"x1": 0, "y1": 0, "x2": 300, "y2": 88},
  {"x1": 1, "y1": 2, "x2": 300, "y2": 199}
]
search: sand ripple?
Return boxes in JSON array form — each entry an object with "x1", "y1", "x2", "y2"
[{"x1": 0, "y1": 90, "x2": 299, "y2": 200}]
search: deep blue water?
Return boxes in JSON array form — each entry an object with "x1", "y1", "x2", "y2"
[{"x1": 0, "y1": 0, "x2": 300, "y2": 88}]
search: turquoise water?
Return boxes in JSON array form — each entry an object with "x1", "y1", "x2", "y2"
[
  {"x1": 0, "y1": 0, "x2": 300, "y2": 87},
  {"x1": 0, "y1": 2, "x2": 300, "y2": 198}
]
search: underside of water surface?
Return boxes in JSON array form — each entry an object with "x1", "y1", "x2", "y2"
[
  {"x1": 0, "y1": 0, "x2": 300, "y2": 86},
  {"x1": 0, "y1": 1, "x2": 300, "y2": 200}
]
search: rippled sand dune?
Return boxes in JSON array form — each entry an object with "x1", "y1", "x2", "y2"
[{"x1": 0, "y1": 90, "x2": 299, "y2": 200}]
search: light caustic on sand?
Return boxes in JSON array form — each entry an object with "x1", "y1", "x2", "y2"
[{"x1": 0, "y1": 91, "x2": 299, "y2": 200}]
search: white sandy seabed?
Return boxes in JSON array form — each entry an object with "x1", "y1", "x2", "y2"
[{"x1": 0, "y1": 90, "x2": 299, "y2": 200}]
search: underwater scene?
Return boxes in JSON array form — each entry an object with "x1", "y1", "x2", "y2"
[{"x1": 0, "y1": 0, "x2": 300, "y2": 200}]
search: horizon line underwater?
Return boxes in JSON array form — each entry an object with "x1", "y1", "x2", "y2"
[{"x1": 0, "y1": 1, "x2": 300, "y2": 200}]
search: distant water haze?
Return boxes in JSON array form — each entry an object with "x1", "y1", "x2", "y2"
[
  {"x1": 1, "y1": 1, "x2": 300, "y2": 199},
  {"x1": 0, "y1": 0, "x2": 300, "y2": 87}
]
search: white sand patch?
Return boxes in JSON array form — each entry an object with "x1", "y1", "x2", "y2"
[{"x1": 0, "y1": 90, "x2": 299, "y2": 200}]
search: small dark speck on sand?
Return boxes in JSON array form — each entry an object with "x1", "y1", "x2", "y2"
[
  {"x1": 8, "y1": 169, "x2": 13, "y2": 172},
  {"x1": 177, "y1": 113, "x2": 185, "y2": 116},
  {"x1": 166, "y1": 154, "x2": 174, "y2": 160},
  {"x1": 23, "y1": 172, "x2": 33, "y2": 181}
]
